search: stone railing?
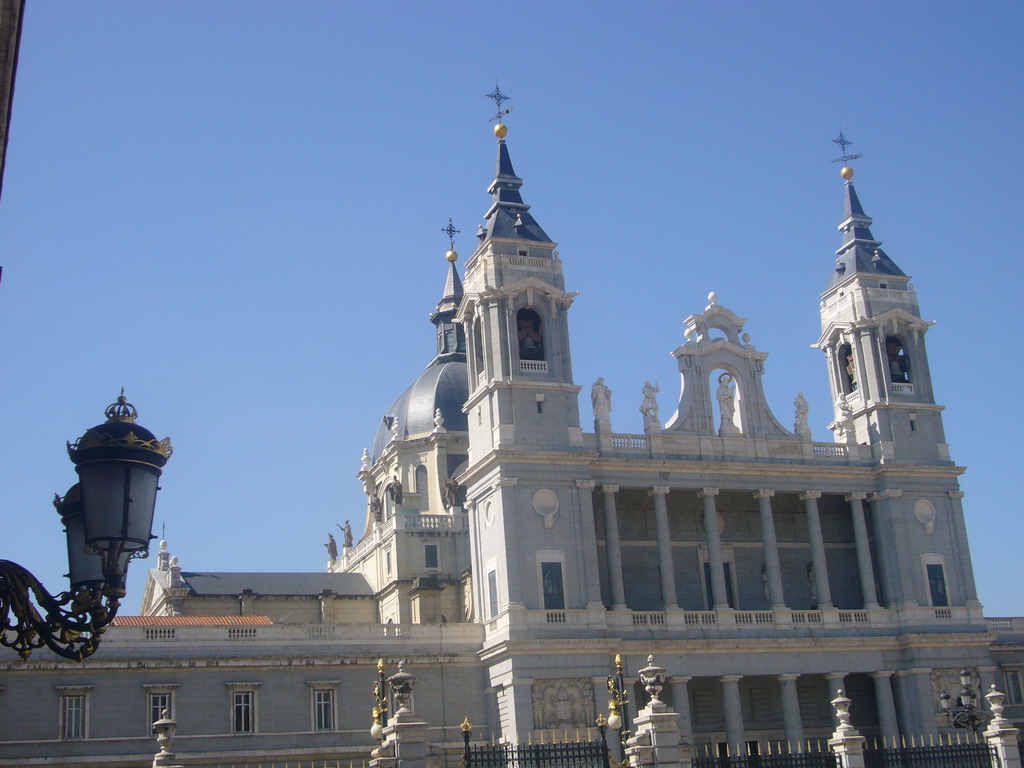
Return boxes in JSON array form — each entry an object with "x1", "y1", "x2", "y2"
[
  {"x1": 891, "y1": 382, "x2": 915, "y2": 395},
  {"x1": 340, "y1": 513, "x2": 464, "y2": 569},
  {"x1": 519, "y1": 359, "x2": 548, "y2": 373},
  {"x1": 989, "y1": 617, "x2": 1024, "y2": 632}
]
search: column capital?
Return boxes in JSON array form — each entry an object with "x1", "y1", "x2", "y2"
[
  {"x1": 845, "y1": 492, "x2": 868, "y2": 502},
  {"x1": 576, "y1": 479, "x2": 596, "y2": 490},
  {"x1": 719, "y1": 674, "x2": 743, "y2": 684},
  {"x1": 948, "y1": 490, "x2": 965, "y2": 499},
  {"x1": 869, "y1": 671, "x2": 895, "y2": 679},
  {"x1": 669, "y1": 676, "x2": 692, "y2": 685},
  {"x1": 800, "y1": 490, "x2": 822, "y2": 501},
  {"x1": 699, "y1": 487, "x2": 720, "y2": 498},
  {"x1": 601, "y1": 484, "x2": 620, "y2": 494},
  {"x1": 870, "y1": 489, "x2": 903, "y2": 502},
  {"x1": 650, "y1": 486, "x2": 670, "y2": 496},
  {"x1": 754, "y1": 489, "x2": 775, "y2": 499},
  {"x1": 825, "y1": 672, "x2": 849, "y2": 680},
  {"x1": 777, "y1": 673, "x2": 801, "y2": 682}
]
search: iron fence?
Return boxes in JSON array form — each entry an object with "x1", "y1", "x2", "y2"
[
  {"x1": 466, "y1": 740, "x2": 609, "y2": 768},
  {"x1": 862, "y1": 742, "x2": 996, "y2": 768},
  {"x1": 694, "y1": 751, "x2": 839, "y2": 768}
]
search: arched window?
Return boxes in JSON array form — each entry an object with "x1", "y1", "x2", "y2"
[
  {"x1": 415, "y1": 465, "x2": 428, "y2": 511},
  {"x1": 516, "y1": 308, "x2": 544, "y2": 361},
  {"x1": 838, "y1": 342, "x2": 857, "y2": 392},
  {"x1": 885, "y1": 336, "x2": 911, "y2": 383}
]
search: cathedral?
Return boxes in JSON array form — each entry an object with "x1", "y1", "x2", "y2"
[{"x1": 2, "y1": 119, "x2": 1022, "y2": 768}]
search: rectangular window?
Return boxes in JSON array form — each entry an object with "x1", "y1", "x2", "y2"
[
  {"x1": 541, "y1": 562, "x2": 565, "y2": 609},
  {"x1": 1005, "y1": 670, "x2": 1023, "y2": 705},
  {"x1": 61, "y1": 695, "x2": 85, "y2": 740},
  {"x1": 487, "y1": 570, "x2": 499, "y2": 618},
  {"x1": 927, "y1": 563, "x2": 948, "y2": 607},
  {"x1": 233, "y1": 691, "x2": 254, "y2": 734},
  {"x1": 314, "y1": 689, "x2": 335, "y2": 731},
  {"x1": 425, "y1": 544, "x2": 439, "y2": 570},
  {"x1": 385, "y1": 549, "x2": 392, "y2": 577},
  {"x1": 149, "y1": 692, "x2": 172, "y2": 729}
]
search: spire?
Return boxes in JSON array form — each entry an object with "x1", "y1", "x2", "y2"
[
  {"x1": 827, "y1": 175, "x2": 906, "y2": 289},
  {"x1": 429, "y1": 222, "x2": 466, "y2": 365},
  {"x1": 479, "y1": 138, "x2": 552, "y2": 243}
]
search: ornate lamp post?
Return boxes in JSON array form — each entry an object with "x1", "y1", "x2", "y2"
[
  {"x1": 598, "y1": 653, "x2": 631, "y2": 767},
  {"x1": 939, "y1": 668, "x2": 988, "y2": 733},
  {"x1": 371, "y1": 657, "x2": 389, "y2": 740},
  {"x1": 0, "y1": 393, "x2": 171, "y2": 661}
]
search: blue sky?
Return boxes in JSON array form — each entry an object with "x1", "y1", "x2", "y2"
[{"x1": 2, "y1": 3, "x2": 1022, "y2": 615}]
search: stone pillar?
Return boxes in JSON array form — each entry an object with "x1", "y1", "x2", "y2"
[
  {"x1": 625, "y1": 657, "x2": 691, "y2": 768},
  {"x1": 754, "y1": 490, "x2": 786, "y2": 609},
  {"x1": 651, "y1": 487, "x2": 678, "y2": 610},
  {"x1": 870, "y1": 672, "x2": 899, "y2": 741},
  {"x1": 826, "y1": 672, "x2": 848, "y2": 699},
  {"x1": 602, "y1": 486, "x2": 627, "y2": 610},
  {"x1": 846, "y1": 493, "x2": 879, "y2": 609},
  {"x1": 700, "y1": 488, "x2": 729, "y2": 610},
  {"x1": 800, "y1": 491, "x2": 833, "y2": 608},
  {"x1": 670, "y1": 677, "x2": 694, "y2": 746},
  {"x1": 777, "y1": 674, "x2": 804, "y2": 748},
  {"x1": 984, "y1": 686, "x2": 1022, "y2": 768},
  {"x1": 720, "y1": 675, "x2": 744, "y2": 752},
  {"x1": 897, "y1": 668, "x2": 938, "y2": 737},
  {"x1": 829, "y1": 690, "x2": 867, "y2": 768},
  {"x1": 370, "y1": 662, "x2": 429, "y2": 768}
]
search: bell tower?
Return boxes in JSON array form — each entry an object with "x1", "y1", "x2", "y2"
[{"x1": 815, "y1": 160, "x2": 950, "y2": 464}]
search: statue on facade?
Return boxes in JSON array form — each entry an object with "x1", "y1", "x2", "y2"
[
  {"x1": 591, "y1": 377, "x2": 612, "y2": 421},
  {"x1": 325, "y1": 533, "x2": 338, "y2": 561},
  {"x1": 370, "y1": 495, "x2": 383, "y2": 522},
  {"x1": 793, "y1": 392, "x2": 811, "y2": 439},
  {"x1": 339, "y1": 520, "x2": 353, "y2": 548},
  {"x1": 806, "y1": 561, "x2": 818, "y2": 603},
  {"x1": 443, "y1": 478, "x2": 460, "y2": 510},
  {"x1": 833, "y1": 397, "x2": 855, "y2": 444},
  {"x1": 387, "y1": 475, "x2": 403, "y2": 507},
  {"x1": 639, "y1": 381, "x2": 660, "y2": 424},
  {"x1": 716, "y1": 372, "x2": 739, "y2": 435}
]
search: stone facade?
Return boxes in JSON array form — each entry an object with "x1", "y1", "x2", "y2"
[{"x1": 3, "y1": 131, "x2": 1024, "y2": 767}]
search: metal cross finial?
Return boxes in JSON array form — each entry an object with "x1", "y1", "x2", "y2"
[
  {"x1": 831, "y1": 129, "x2": 863, "y2": 164},
  {"x1": 442, "y1": 217, "x2": 460, "y2": 249},
  {"x1": 486, "y1": 83, "x2": 513, "y2": 123}
]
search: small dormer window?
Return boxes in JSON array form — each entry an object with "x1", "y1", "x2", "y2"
[
  {"x1": 518, "y1": 250, "x2": 527, "y2": 257},
  {"x1": 880, "y1": 283, "x2": 888, "y2": 289}
]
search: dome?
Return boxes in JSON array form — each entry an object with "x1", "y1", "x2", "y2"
[{"x1": 371, "y1": 361, "x2": 469, "y2": 460}]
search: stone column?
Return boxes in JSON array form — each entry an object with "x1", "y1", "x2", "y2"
[
  {"x1": 651, "y1": 487, "x2": 678, "y2": 610},
  {"x1": 777, "y1": 674, "x2": 804, "y2": 748},
  {"x1": 869, "y1": 672, "x2": 899, "y2": 741},
  {"x1": 602, "y1": 485, "x2": 627, "y2": 610},
  {"x1": 670, "y1": 677, "x2": 694, "y2": 746},
  {"x1": 846, "y1": 493, "x2": 879, "y2": 609},
  {"x1": 700, "y1": 489, "x2": 729, "y2": 610},
  {"x1": 825, "y1": 672, "x2": 848, "y2": 700},
  {"x1": 800, "y1": 491, "x2": 833, "y2": 608},
  {"x1": 984, "y1": 686, "x2": 1023, "y2": 768},
  {"x1": 754, "y1": 490, "x2": 786, "y2": 609},
  {"x1": 720, "y1": 675, "x2": 744, "y2": 752}
]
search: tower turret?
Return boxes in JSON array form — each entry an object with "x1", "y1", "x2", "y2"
[{"x1": 816, "y1": 165, "x2": 948, "y2": 463}]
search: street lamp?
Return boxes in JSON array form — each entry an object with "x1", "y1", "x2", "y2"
[
  {"x1": 371, "y1": 657, "x2": 389, "y2": 741},
  {"x1": 602, "y1": 653, "x2": 631, "y2": 767},
  {"x1": 939, "y1": 668, "x2": 987, "y2": 733},
  {"x1": 0, "y1": 392, "x2": 171, "y2": 661}
]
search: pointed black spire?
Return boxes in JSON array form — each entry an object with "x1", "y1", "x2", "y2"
[
  {"x1": 480, "y1": 139, "x2": 552, "y2": 243},
  {"x1": 828, "y1": 176, "x2": 906, "y2": 289},
  {"x1": 429, "y1": 231, "x2": 467, "y2": 365}
]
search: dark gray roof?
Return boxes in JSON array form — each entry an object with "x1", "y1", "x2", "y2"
[
  {"x1": 827, "y1": 180, "x2": 906, "y2": 290},
  {"x1": 372, "y1": 360, "x2": 468, "y2": 459},
  {"x1": 181, "y1": 572, "x2": 374, "y2": 597},
  {"x1": 480, "y1": 140, "x2": 552, "y2": 243}
]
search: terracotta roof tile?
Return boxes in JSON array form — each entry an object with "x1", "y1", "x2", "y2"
[{"x1": 113, "y1": 615, "x2": 273, "y2": 627}]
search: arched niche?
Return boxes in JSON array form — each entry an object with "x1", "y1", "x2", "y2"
[
  {"x1": 838, "y1": 342, "x2": 857, "y2": 393},
  {"x1": 711, "y1": 366, "x2": 743, "y2": 436},
  {"x1": 516, "y1": 307, "x2": 545, "y2": 361},
  {"x1": 885, "y1": 335, "x2": 911, "y2": 383}
]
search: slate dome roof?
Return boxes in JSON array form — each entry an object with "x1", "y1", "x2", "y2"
[{"x1": 371, "y1": 360, "x2": 469, "y2": 460}]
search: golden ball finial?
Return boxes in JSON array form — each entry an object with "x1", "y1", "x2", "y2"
[
  {"x1": 840, "y1": 166, "x2": 854, "y2": 180},
  {"x1": 494, "y1": 123, "x2": 508, "y2": 139},
  {"x1": 446, "y1": 248, "x2": 458, "y2": 263}
]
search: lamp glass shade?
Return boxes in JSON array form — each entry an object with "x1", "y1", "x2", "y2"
[
  {"x1": 62, "y1": 511, "x2": 106, "y2": 588},
  {"x1": 959, "y1": 670, "x2": 972, "y2": 689},
  {"x1": 76, "y1": 461, "x2": 161, "y2": 560}
]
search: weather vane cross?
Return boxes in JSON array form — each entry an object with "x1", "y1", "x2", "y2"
[
  {"x1": 486, "y1": 83, "x2": 513, "y2": 123},
  {"x1": 831, "y1": 129, "x2": 863, "y2": 165},
  {"x1": 442, "y1": 217, "x2": 460, "y2": 250}
]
